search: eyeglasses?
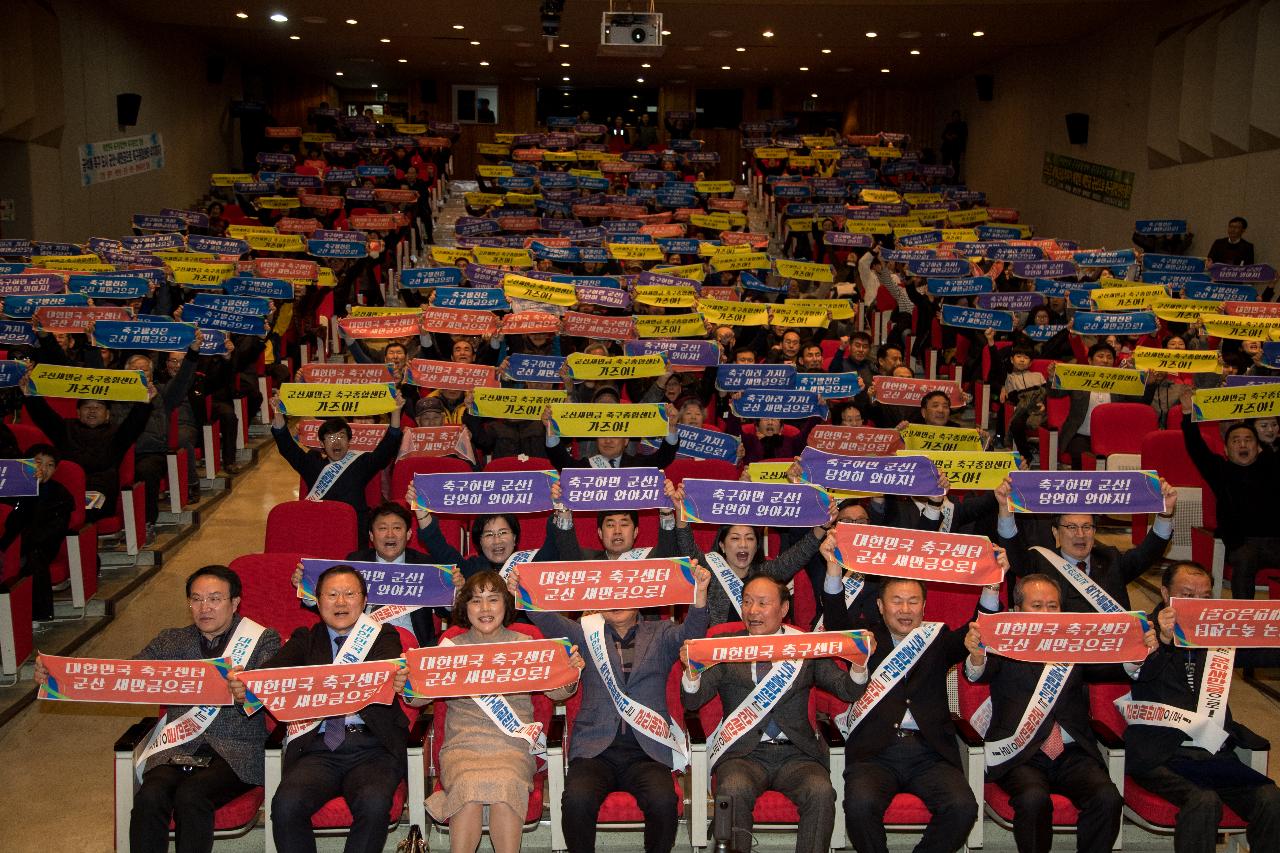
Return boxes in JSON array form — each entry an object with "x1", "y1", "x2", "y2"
[
  {"x1": 321, "y1": 589, "x2": 362, "y2": 601},
  {"x1": 1058, "y1": 523, "x2": 1096, "y2": 534},
  {"x1": 480, "y1": 530, "x2": 514, "y2": 541},
  {"x1": 322, "y1": 434, "x2": 347, "y2": 443},
  {"x1": 188, "y1": 594, "x2": 230, "y2": 606}
]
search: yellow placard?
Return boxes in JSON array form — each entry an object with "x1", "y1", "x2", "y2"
[
  {"x1": 865, "y1": 146, "x2": 902, "y2": 159},
  {"x1": 168, "y1": 260, "x2": 235, "y2": 286},
  {"x1": 505, "y1": 193, "x2": 542, "y2": 206},
  {"x1": 474, "y1": 247, "x2": 533, "y2": 268},
  {"x1": 549, "y1": 403, "x2": 669, "y2": 438},
  {"x1": 787, "y1": 156, "x2": 815, "y2": 168},
  {"x1": 431, "y1": 247, "x2": 475, "y2": 266},
  {"x1": 635, "y1": 314, "x2": 707, "y2": 338},
  {"x1": 941, "y1": 229, "x2": 980, "y2": 243},
  {"x1": 395, "y1": 124, "x2": 427, "y2": 135},
  {"x1": 695, "y1": 180, "x2": 735, "y2": 194},
  {"x1": 315, "y1": 267, "x2": 337, "y2": 288},
  {"x1": 246, "y1": 233, "x2": 306, "y2": 253},
  {"x1": 747, "y1": 462, "x2": 795, "y2": 483},
  {"x1": 635, "y1": 285, "x2": 697, "y2": 308},
  {"x1": 1090, "y1": 284, "x2": 1167, "y2": 312},
  {"x1": 774, "y1": 259, "x2": 834, "y2": 283},
  {"x1": 785, "y1": 218, "x2": 815, "y2": 233},
  {"x1": 33, "y1": 258, "x2": 113, "y2": 272},
  {"x1": 1152, "y1": 298, "x2": 1219, "y2": 324},
  {"x1": 1051, "y1": 363, "x2": 1146, "y2": 396},
  {"x1": 752, "y1": 148, "x2": 790, "y2": 160},
  {"x1": 1201, "y1": 314, "x2": 1280, "y2": 341},
  {"x1": 477, "y1": 143, "x2": 512, "y2": 157},
  {"x1": 608, "y1": 243, "x2": 665, "y2": 262},
  {"x1": 544, "y1": 152, "x2": 578, "y2": 164},
  {"x1": 900, "y1": 424, "x2": 983, "y2": 452},
  {"x1": 859, "y1": 189, "x2": 902, "y2": 204},
  {"x1": 477, "y1": 165, "x2": 515, "y2": 178},
  {"x1": 30, "y1": 253, "x2": 92, "y2": 265},
  {"x1": 887, "y1": 216, "x2": 923, "y2": 231},
  {"x1": 503, "y1": 274, "x2": 577, "y2": 306},
  {"x1": 652, "y1": 263, "x2": 706, "y2": 281},
  {"x1": 277, "y1": 382, "x2": 399, "y2": 417},
  {"x1": 492, "y1": 133, "x2": 518, "y2": 144},
  {"x1": 257, "y1": 196, "x2": 302, "y2": 210},
  {"x1": 27, "y1": 364, "x2": 149, "y2": 402},
  {"x1": 769, "y1": 305, "x2": 829, "y2": 328},
  {"x1": 895, "y1": 450, "x2": 1019, "y2": 490},
  {"x1": 227, "y1": 224, "x2": 279, "y2": 238},
  {"x1": 845, "y1": 220, "x2": 892, "y2": 235},
  {"x1": 711, "y1": 252, "x2": 771, "y2": 273},
  {"x1": 210, "y1": 173, "x2": 254, "y2": 187},
  {"x1": 689, "y1": 213, "x2": 732, "y2": 231},
  {"x1": 470, "y1": 388, "x2": 569, "y2": 420},
  {"x1": 464, "y1": 192, "x2": 506, "y2": 207},
  {"x1": 301, "y1": 133, "x2": 335, "y2": 143},
  {"x1": 565, "y1": 353, "x2": 668, "y2": 381},
  {"x1": 347, "y1": 306, "x2": 422, "y2": 318},
  {"x1": 1132, "y1": 347, "x2": 1222, "y2": 374},
  {"x1": 945, "y1": 209, "x2": 988, "y2": 226},
  {"x1": 811, "y1": 149, "x2": 842, "y2": 162},
  {"x1": 904, "y1": 193, "x2": 944, "y2": 205},
  {"x1": 802, "y1": 136, "x2": 836, "y2": 149},
  {"x1": 700, "y1": 243, "x2": 751, "y2": 257},
  {"x1": 1192, "y1": 384, "x2": 1280, "y2": 421},
  {"x1": 699, "y1": 298, "x2": 770, "y2": 327},
  {"x1": 786, "y1": 298, "x2": 855, "y2": 321}
]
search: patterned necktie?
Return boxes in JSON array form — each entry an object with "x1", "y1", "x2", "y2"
[
  {"x1": 1040, "y1": 722, "x2": 1065, "y2": 760},
  {"x1": 323, "y1": 635, "x2": 347, "y2": 751},
  {"x1": 1077, "y1": 560, "x2": 1088, "y2": 576},
  {"x1": 753, "y1": 661, "x2": 785, "y2": 741}
]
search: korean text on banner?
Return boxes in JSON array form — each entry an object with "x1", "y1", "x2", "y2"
[
  {"x1": 403, "y1": 639, "x2": 578, "y2": 700},
  {"x1": 976, "y1": 612, "x2": 1149, "y2": 663},
  {"x1": 516, "y1": 558, "x2": 696, "y2": 611},
  {"x1": 832, "y1": 523, "x2": 1004, "y2": 586}
]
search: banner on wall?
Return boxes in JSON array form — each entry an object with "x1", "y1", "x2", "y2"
[
  {"x1": 1041, "y1": 151, "x2": 1134, "y2": 210},
  {"x1": 79, "y1": 133, "x2": 165, "y2": 186}
]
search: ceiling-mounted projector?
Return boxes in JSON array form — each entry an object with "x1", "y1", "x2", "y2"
[{"x1": 599, "y1": 11, "x2": 665, "y2": 57}]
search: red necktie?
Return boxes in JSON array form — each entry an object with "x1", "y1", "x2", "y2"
[{"x1": 1041, "y1": 722, "x2": 1064, "y2": 759}]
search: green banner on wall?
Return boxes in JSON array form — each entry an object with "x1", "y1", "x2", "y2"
[{"x1": 1041, "y1": 152, "x2": 1134, "y2": 209}]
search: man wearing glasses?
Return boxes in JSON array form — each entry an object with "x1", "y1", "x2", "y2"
[
  {"x1": 993, "y1": 477, "x2": 1178, "y2": 612},
  {"x1": 36, "y1": 565, "x2": 281, "y2": 853}
]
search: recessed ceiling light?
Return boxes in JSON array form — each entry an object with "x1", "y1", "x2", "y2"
[
  {"x1": 371, "y1": 83, "x2": 378, "y2": 88},
  {"x1": 480, "y1": 61, "x2": 490, "y2": 66},
  {"x1": 880, "y1": 67, "x2": 891, "y2": 73},
  {"x1": 562, "y1": 91, "x2": 569, "y2": 95},
  {"x1": 721, "y1": 65, "x2": 731, "y2": 70},
  {"x1": 709, "y1": 30, "x2": 732, "y2": 38},
  {"x1": 910, "y1": 49, "x2": 920, "y2": 55},
  {"x1": 235, "y1": 12, "x2": 249, "y2": 19},
  {"x1": 561, "y1": 61, "x2": 570, "y2": 66},
  {"x1": 269, "y1": 13, "x2": 288, "y2": 23},
  {"x1": 736, "y1": 47, "x2": 746, "y2": 52},
  {"x1": 453, "y1": 24, "x2": 465, "y2": 30},
  {"x1": 380, "y1": 38, "x2": 390, "y2": 43},
  {"x1": 641, "y1": 62, "x2": 651, "y2": 68},
  {"x1": 972, "y1": 30, "x2": 985, "y2": 37},
  {"x1": 661, "y1": 29, "x2": 671, "y2": 36},
  {"x1": 762, "y1": 30, "x2": 774, "y2": 38},
  {"x1": 559, "y1": 42, "x2": 570, "y2": 48},
  {"x1": 335, "y1": 71, "x2": 344, "y2": 76},
  {"x1": 398, "y1": 58, "x2": 407, "y2": 63},
  {"x1": 470, "y1": 40, "x2": 480, "y2": 45},
  {"x1": 821, "y1": 48, "x2": 831, "y2": 54},
  {"x1": 810, "y1": 93, "x2": 818, "y2": 98},
  {"x1": 636, "y1": 77, "x2": 644, "y2": 82},
  {"x1": 289, "y1": 35, "x2": 300, "y2": 40},
  {"x1": 502, "y1": 24, "x2": 525, "y2": 32},
  {"x1": 799, "y1": 66, "x2": 809, "y2": 71},
  {"x1": 865, "y1": 31, "x2": 877, "y2": 38},
  {"x1": 632, "y1": 94, "x2": 638, "y2": 99},
  {"x1": 345, "y1": 18, "x2": 357, "y2": 25},
  {"x1": 563, "y1": 76, "x2": 570, "y2": 81}
]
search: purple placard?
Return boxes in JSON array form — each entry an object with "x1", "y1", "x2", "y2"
[
  {"x1": 1209, "y1": 263, "x2": 1276, "y2": 284},
  {"x1": 799, "y1": 448, "x2": 944, "y2": 497},
  {"x1": 556, "y1": 467, "x2": 669, "y2": 511},
  {"x1": 0, "y1": 459, "x2": 38, "y2": 497},
  {"x1": 987, "y1": 245, "x2": 1044, "y2": 262},
  {"x1": 574, "y1": 285, "x2": 632, "y2": 309},
  {"x1": 299, "y1": 559, "x2": 456, "y2": 608},
  {"x1": 1012, "y1": 260, "x2": 1078, "y2": 279},
  {"x1": 624, "y1": 339, "x2": 720, "y2": 367},
  {"x1": 908, "y1": 258, "x2": 971, "y2": 277},
  {"x1": 1006, "y1": 470, "x2": 1164, "y2": 514},
  {"x1": 1143, "y1": 254, "x2": 1206, "y2": 274},
  {"x1": 0, "y1": 273, "x2": 64, "y2": 296},
  {"x1": 413, "y1": 471, "x2": 554, "y2": 514},
  {"x1": 0, "y1": 319, "x2": 37, "y2": 347},
  {"x1": 823, "y1": 232, "x2": 874, "y2": 248},
  {"x1": 681, "y1": 478, "x2": 831, "y2": 527},
  {"x1": 927, "y1": 277, "x2": 994, "y2": 297},
  {"x1": 1223, "y1": 375, "x2": 1280, "y2": 388},
  {"x1": 975, "y1": 292, "x2": 1046, "y2": 311}
]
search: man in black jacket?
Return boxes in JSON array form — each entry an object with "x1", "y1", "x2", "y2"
[
  {"x1": 0, "y1": 444, "x2": 74, "y2": 622},
  {"x1": 230, "y1": 565, "x2": 408, "y2": 853},
  {"x1": 541, "y1": 403, "x2": 680, "y2": 471},
  {"x1": 270, "y1": 391, "x2": 404, "y2": 534},
  {"x1": 964, "y1": 573, "x2": 1135, "y2": 853},
  {"x1": 345, "y1": 501, "x2": 446, "y2": 647},
  {"x1": 1126, "y1": 561, "x2": 1280, "y2": 853}
]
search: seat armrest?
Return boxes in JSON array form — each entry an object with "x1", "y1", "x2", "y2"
[
  {"x1": 115, "y1": 716, "x2": 160, "y2": 752},
  {"x1": 952, "y1": 716, "x2": 984, "y2": 747},
  {"x1": 546, "y1": 714, "x2": 566, "y2": 750},
  {"x1": 408, "y1": 711, "x2": 433, "y2": 747},
  {"x1": 685, "y1": 710, "x2": 707, "y2": 744},
  {"x1": 1091, "y1": 719, "x2": 1124, "y2": 750},
  {"x1": 816, "y1": 716, "x2": 846, "y2": 749}
]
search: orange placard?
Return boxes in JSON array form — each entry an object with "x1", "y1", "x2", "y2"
[
  {"x1": 686, "y1": 630, "x2": 872, "y2": 672},
  {"x1": 239, "y1": 661, "x2": 400, "y2": 722},
  {"x1": 871, "y1": 376, "x2": 966, "y2": 408},
  {"x1": 516, "y1": 558, "x2": 696, "y2": 611},
  {"x1": 500, "y1": 310, "x2": 561, "y2": 335},
  {"x1": 406, "y1": 359, "x2": 499, "y2": 391},
  {"x1": 977, "y1": 612, "x2": 1150, "y2": 663},
  {"x1": 297, "y1": 363, "x2": 395, "y2": 384},
  {"x1": 1171, "y1": 598, "x2": 1280, "y2": 647},
  {"x1": 398, "y1": 425, "x2": 475, "y2": 462},
  {"x1": 419, "y1": 306, "x2": 499, "y2": 337},
  {"x1": 34, "y1": 305, "x2": 133, "y2": 334},
  {"x1": 402, "y1": 639, "x2": 579, "y2": 699},
  {"x1": 833, "y1": 523, "x2": 1004, "y2": 586},
  {"x1": 38, "y1": 655, "x2": 233, "y2": 705},
  {"x1": 808, "y1": 425, "x2": 904, "y2": 457},
  {"x1": 338, "y1": 314, "x2": 423, "y2": 340}
]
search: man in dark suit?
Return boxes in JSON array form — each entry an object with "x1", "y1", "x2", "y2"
[
  {"x1": 1046, "y1": 343, "x2": 1143, "y2": 470},
  {"x1": 508, "y1": 563, "x2": 711, "y2": 853},
  {"x1": 269, "y1": 393, "x2": 404, "y2": 533},
  {"x1": 1207, "y1": 216, "x2": 1254, "y2": 266},
  {"x1": 37, "y1": 565, "x2": 282, "y2": 853},
  {"x1": 231, "y1": 565, "x2": 408, "y2": 853},
  {"x1": 346, "y1": 501, "x2": 448, "y2": 647},
  {"x1": 541, "y1": 403, "x2": 681, "y2": 471},
  {"x1": 683, "y1": 575, "x2": 871, "y2": 853},
  {"x1": 826, "y1": 576, "x2": 1001, "y2": 853},
  {"x1": 1126, "y1": 560, "x2": 1280, "y2": 853},
  {"x1": 965, "y1": 573, "x2": 1135, "y2": 853},
  {"x1": 995, "y1": 476, "x2": 1177, "y2": 612}
]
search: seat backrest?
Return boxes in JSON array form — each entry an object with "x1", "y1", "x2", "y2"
[
  {"x1": 664, "y1": 458, "x2": 742, "y2": 486},
  {"x1": 1045, "y1": 393, "x2": 1071, "y2": 430},
  {"x1": 390, "y1": 455, "x2": 474, "y2": 507},
  {"x1": 484, "y1": 455, "x2": 557, "y2": 473},
  {"x1": 954, "y1": 673, "x2": 990, "y2": 721},
  {"x1": 1140, "y1": 430, "x2": 1216, "y2": 528},
  {"x1": 924, "y1": 581, "x2": 999, "y2": 631},
  {"x1": 1088, "y1": 403, "x2": 1158, "y2": 457},
  {"x1": 10, "y1": 423, "x2": 49, "y2": 451},
  {"x1": 264, "y1": 500, "x2": 359, "y2": 558},
  {"x1": 230, "y1": 551, "x2": 319, "y2": 637},
  {"x1": 791, "y1": 569, "x2": 817, "y2": 629},
  {"x1": 0, "y1": 506, "x2": 21, "y2": 582},
  {"x1": 1029, "y1": 359, "x2": 1054, "y2": 383},
  {"x1": 1088, "y1": 681, "x2": 1130, "y2": 738}
]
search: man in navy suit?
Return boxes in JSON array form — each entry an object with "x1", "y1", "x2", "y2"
[{"x1": 507, "y1": 564, "x2": 710, "y2": 853}]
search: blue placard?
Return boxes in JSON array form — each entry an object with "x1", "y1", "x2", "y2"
[
  {"x1": 66, "y1": 274, "x2": 149, "y2": 300},
  {"x1": 192, "y1": 293, "x2": 272, "y2": 316},
  {"x1": 926, "y1": 277, "x2": 993, "y2": 297},
  {"x1": 34, "y1": 242, "x2": 83, "y2": 256},
  {"x1": 1034, "y1": 278, "x2": 1098, "y2": 298},
  {"x1": 976, "y1": 225, "x2": 1023, "y2": 240},
  {"x1": 400, "y1": 267, "x2": 464, "y2": 289},
  {"x1": 223, "y1": 276, "x2": 294, "y2": 300},
  {"x1": 897, "y1": 230, "x2": 942, "y2": 248},
  {"x1": 1135, "y1": 219, "x2": 1187, "y2": 235},
  {"x1": 1023, "y1": 324, "x2": 1067, "y2": 342},
  {"x1": 1068, "y1": 289, "x2": 1096, "y2": 310},
  {"x1": 731, "y1": 389, "x2": 828, "y2": 420},
  {"x1": 795, "y1": 372, "x2": 864, "y2": 399},
  {"x1": 324, "y1": 168, "x2": 357, "y2": 184},
  {"x1": 974, "y1": 292, "x2": 1046, "y2": 312},
  {"x1": 6, "y1": 293, "x2": 89, "y2": 319},
  {"x1": 1263, "y1": 342, "x2": 1280, "y2": 369},
  {"x1": 715, "y1": 363, "x2": 797, "y2": 392},
  {"x1": 307, "y1": 239, "x2": 367, "y2": 258},
  {"x1": 0, "y1": 263, "x2": 26, "y2": 274},
  {"x1": 0, "y1": 240, "x2": 33, "y2": 257},
  {"x1": 180, "y1": 303, "x2": 268, "y2": 336},
  {"x1": 987, "y1": 245, "x2": 1044, "y2": 262},
  {"x1": 1182, "y1": 281, "x2": 1256, "y2": 302},
  {"x1": 131, "y1": 214, "x2": 187, "y2": 232},
  {"x1": 356, "y1": 165, "x2": 392, "y2": 178},
  {"x1": 505, "y1": 353, "x2": 565, "y2": 384},
  {"x1": 433, "y1": 287, "x2": 510, "y2": 311},
  {"x1": 941, "y1": 304, "x2": 1015, "y2": 332},
  {"x1": 93, "y1": 320, "x2": 197, "y2": 352},
  {"x1": 0, "y1": 360, "x2": 28, "y2": 388},
  {"x1": 1011, "y1": 260, "x2": 1077, "y2": 279},
  {"x1": 187, "y1": 235, "x2": 250, "y2": 256},
  {"x1": 198, "y1": 331, "x2": 229, "y2": 355},
  {"x1": 642, "y1": 424, "x2": 740, "y2": 463},
  {"x1": 1140, "y1": 271, "x2": 1210, "y2": 287},
  {"x1": 0, "y1": 459, "x2": 38, "y2": 498},
  {"x1": 1071, "y1": 311, "x2": 1157, "y2": 336},
  {"x1": 740, "y1": 272, "x2": 787, "y2": 293},
  {"x1": 1073, "y1": 249, "x2": 1136, "y2": 267},
  {"x1": 1143, "y1": 253, "x2": 1207, "y2": 274},
  {"x1": 0, "y1": 319, "x2": 36, "y2": 346}
]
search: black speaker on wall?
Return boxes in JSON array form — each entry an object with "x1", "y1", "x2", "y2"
[
  {"x1": 1065, "y1": 112, "x2": 1090, "y2": 145},
  {"x1": 116, "y1": 93, "x2": 142, "y2": 127},
  {"x1": 420, "y1": 79, "x2": 438, "y2": 104},
  {"x1": 975, "y1": 75, "x2": 994, "y2": 102},
  {"x1": 207, "y1": 56, "x2": 226, "y2": 85}
]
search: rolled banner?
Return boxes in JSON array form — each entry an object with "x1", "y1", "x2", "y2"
[
  {"x1": 296, "y1": 363, "x2": 395, "y2": 385},
  {"x1": 413, "y1": 470, "x2": 555, "y2": 514},
  {"x1": 806, "y1": 426, "x2": 901, "y2": 457},
  {"x1": 714, "y1": 364, "x2": 797, "y2": 392},
  {"x1": 831, "y1": 523, "x2": 1004, "y2": 586},
  {"x1": 681, "y1": 477, "x2": 832, "y2": 527},
  {"x1": 37, "y1": 655, "x2": 233, "y2": 705},
  {"x1": 276, "y1": 382, "x2": 399, "y2": 417},
  {"x1": 557, "y1": 467, "x2": 670, "y2": 511},
  {"x1": 505, "y1": 354, "x2": 565, "y2": 385},
  {"x1": 469, "y1": 387, "x2": 569, "y2": 420},
  {"x1": 976, "y1": 612, "x2": 1150, "y2": 664},
  {"x1": 795, "y1": 372, "x2": 864, "y2": 399},
  {"x1": 237, "y1": 661, "x2": 400, "y2": 722},
  {"x1": 1005, "y1": 470, "x2": 1165, "y2": 514},
  {"x1": 27, "y1": 364, "x2": 149, "y2": 402},
  {"x1": 731, "y1": 389, "x2": 828, "y2": 420},
  {"x1": 91, "y1": 320, "x2": 197, "y2": 352},
  {"x1": 1132, "y1": 346, "x2": 1222, "y2": 374},
  {"x1": 900, "y1": 424, "x2": 984, "y2": 452},
  {"x1": 549, "y1": 402, "x2": 670, "y2": 438},
  {"x1": 407, "y1": 359, "x2": 500, "y2": 391},
  {"x1": 685, "y1": 630, "x2": 872, "y2": 673},
  {"x1": 403, "y1": 638, "x2": 579, "y2": 700},
  {"x1": 1191, "y1": 384, "x2": 1280, "y2": 422},
  {"x1": 1201, "y1": 313, "x2": 1280, "y2": 342},
  {"x1": 1051, "y1": 363, "x2": 1146, "y2": 396},
  {"x1": 299, "y1": 559, "x2": 457, "y2": 607},
  {"x1": 1170, "y1": 598, "x2": 1280, "y2": 648},
  {"x1": 799, "y1": 447, "x2": 944, "y2": 497},
  {"x1": 1070, "y1": 310, "x2": 1157, "y2": 336},
  {"x1": 895, "y1": 450, "x2": 1019, "y2": 490},
  {"x1": 0, "y1": 459, "x2": 39, "y2": 497},
  {"x1": 940, "y1": 304, "x2": 1015, "y2": 332},
  {"x1": 515, "y1": 557, "x2": 697, "y2": 611},
  {"x1": 624, "y1": 339, "x2": 722, "y2": 369},
  {"x1": 566, "y1": 353, "x2": 668, "y2": 381},
  {"x1": 871, "y1": 376, "x2": 965, "y2": 408}
]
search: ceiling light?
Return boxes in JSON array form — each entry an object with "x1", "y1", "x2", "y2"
[
  {"x1": 380, "y1": 38, "x2": 390, "y2": 43},
  {"x1": 335, "y1": 71, "x2": 344, "y2": 76},
  {"x1": 480, "y1": 61, "x2": 490, "y2": 66},
  {"x1": 972, "y1": 30, "x2": 985, "y2": 37},
  {"x1": 880, "y1": 67, "x2": 891, "y2": 73},
  {"x1": 289, "y1": 35, "x2": 300, "y2": 40},
  {"x1": 910, "y1": 49, "x2": 920, "y2": 55},
  {"x1": 470, "y1": 40, "x2": 480, "y2": 45},
  {"x1": 562, "y1": 91, "x2": 569, "y2": 96},
  {"x1": 736, "y1": 47, "x2": 746, "y2": 52},
  {"x1": 235, "y1": 12, "x2": 249, "y2": 19},
  {"x1": 453, "y1": 24, "x2": 465, "y2": 30},
  {"x1": 563, "y1": 76, "x2": 570, "y2": 81},
  {"x1": 721, "y1": 65, "x2": 731, "y2": 70},
  {"x1": 810, "y1": 93, "x2": 818, "y2": 98},
  {"x1": 632, "y1": 94, "x2": 638, "y2": 99},
  {"x1": 269, "y1": 13, "x2": 288, "y2": 23},
  {"x1": 561, "y1": 61, "x2": 570, "y2": 67},
  {"x1": 345, "y1": 18, "x2": 357, "y2": 25},
  {"x1": 371, "y1": 83, "x2": 379, "y2": 88},
  {"x1": 799, "y1": 66, "x2": 809, "y2": 71},
  {"x1": 641, "y1": 62, "x2": 651, "y2": 68},
  {"x1": 865, "y1": 31, "x2": 877, "y2": 38},
  {"x1": 762, "y1": 30, "x2": 774, "y2": 38},
  {"x1": 398, "y1": 58, "x2": 408, "y2": 63},
  {"x1": 559, "y1": 42, "x2": 570, "y2": 48},
  {"x1": 661, "y1": 29, "x2": 671, "y2": 36},
  {"x1": 636, "y1": 77, "x2": 644, "y2": 82},
  {"x1": 821, "y1": 48, "x2": 831, "y2": 54}
]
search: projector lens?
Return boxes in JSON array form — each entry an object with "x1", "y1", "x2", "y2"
[{"x1": 631, "y1": 27, "x2": 647, "y2": 43}]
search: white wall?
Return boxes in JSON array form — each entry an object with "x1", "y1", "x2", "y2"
[{"x1": 938, "y1": 0, "x2": 1279, "y2": 263}]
